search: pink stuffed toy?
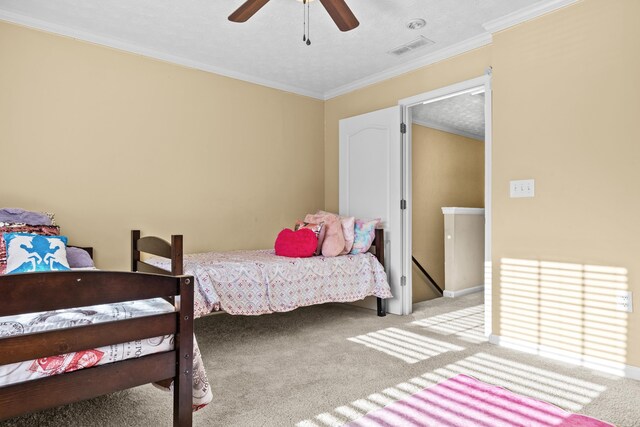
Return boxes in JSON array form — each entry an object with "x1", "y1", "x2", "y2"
[{"x1": 304, "y1": 212, "x2": 346, "y2": 257}]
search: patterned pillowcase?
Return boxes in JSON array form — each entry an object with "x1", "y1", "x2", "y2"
[
  {"x1": 0, "y1": 224, "x2": 60, "y2": 274},
  {"x1": 294, "y1": 220, "x2": 325, "y2": 256},
  {"x1": 340, "y1": 216, "x2": 356, "y2": 254},
  {"x1": 350, "y1": 218, "x2": 380, "y2": 255},
  {"x1": 4, "y1": 232, "x2": 71, "y2": 274}
]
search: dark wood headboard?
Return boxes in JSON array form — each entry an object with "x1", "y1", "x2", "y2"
[
  {"x1": 131, "y1": 230, "x2": 183, "y2": 276},
  {"x1": 371, "y1": 228, "x2": 386, "y2": 317},
  {"x1": 372, "y1": 228, "x2": 385, "y2": 268}
]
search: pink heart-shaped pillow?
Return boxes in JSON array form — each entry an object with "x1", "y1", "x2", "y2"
[{"x1": 274, "y1": 228, "x2": 318, "y2": 258}]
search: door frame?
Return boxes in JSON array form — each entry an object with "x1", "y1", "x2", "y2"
[{"x1": 398, "y1": 73, "x2": 493, "y2": 336}]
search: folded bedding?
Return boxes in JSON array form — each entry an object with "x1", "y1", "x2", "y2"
[
  {"x1": 148, "y1": 250, "x2": 393, "y2": 317},
  {"x1": 0, "y1": 298, "x2": 212, "y2": 410}
]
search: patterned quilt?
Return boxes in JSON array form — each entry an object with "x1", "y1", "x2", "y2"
[
  {"x1": 148, "y1": 250, "x2": 393, "y2": 317},
  {"x1": 0, "y1": 298, "x2": 212, "y2": 410}
]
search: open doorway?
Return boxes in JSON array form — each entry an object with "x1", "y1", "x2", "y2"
[
  {"x1": 399, "y1": 74, "x2": 492, "y2": 334},
  {"x1": 410, "y1": 89, "x2": 486, "y2": 303}
]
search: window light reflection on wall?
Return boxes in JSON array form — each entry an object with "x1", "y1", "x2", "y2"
[{"x1": 499, "y1": 258, "x2": 629, "y2": 376}]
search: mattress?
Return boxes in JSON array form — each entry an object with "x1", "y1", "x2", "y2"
[
  {"x1": 0, "y1": 298, "x2": 212, "y2": 410},
  {"x1": 148, "y1": 250, "x2": 393, "y2": 316}
]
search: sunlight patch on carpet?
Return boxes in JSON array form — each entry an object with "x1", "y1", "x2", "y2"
[
  {"x1": 347, "y1": 327, "x2": 465, "y2": 363},
  {"x1": 411, "y1": 304, "x2": 486, "y2": 343},
  {"x1": 296, "y1": 352, "x2": 607, "y2": 427}
]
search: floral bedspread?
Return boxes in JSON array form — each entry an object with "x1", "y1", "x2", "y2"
[
  {"x1": 0, "y1": 298, "x2": 212, "y2": 411},
  {"x1": 148, "y1": 250, "x2": 393, "y2": 317}
]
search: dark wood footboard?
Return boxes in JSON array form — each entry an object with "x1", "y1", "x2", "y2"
[
  {"x1": 0, "y1": 270, "x2": 194, "y2": 426},
  {"x1": 132, "y1": 229, "x2": 183, "y2": 276}
]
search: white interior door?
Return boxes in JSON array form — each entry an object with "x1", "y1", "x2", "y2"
[{"x1": 339, "y1": 106, "x2": 405, "y2": 315}]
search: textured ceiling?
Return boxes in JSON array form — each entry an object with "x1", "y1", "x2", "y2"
[
  {"x1": 0, "y1": 0, "x2": 539, "y2": 98},
  {"x1": 412, "y1": 93, "x2": 485, "y2": 140}
]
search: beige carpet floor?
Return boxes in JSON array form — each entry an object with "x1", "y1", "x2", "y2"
[{"x1": 3, "y1": 293, "x2": 640, "y2": 426}]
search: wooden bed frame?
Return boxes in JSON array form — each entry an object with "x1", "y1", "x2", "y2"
[
  {"x1": 0, "y1": 270, "x2": 195, "y2": 426},
  {"x1": 131, "y1": 228, "x2": 388, "y2": 317}
]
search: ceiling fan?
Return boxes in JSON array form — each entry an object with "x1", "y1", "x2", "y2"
[{"x1": 228, "y1": 0, "x2": 359, "y2": 32}]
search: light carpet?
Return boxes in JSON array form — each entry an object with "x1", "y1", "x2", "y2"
[{"x1": 2, "y1": 293, "x2": 639, "y2": 426}]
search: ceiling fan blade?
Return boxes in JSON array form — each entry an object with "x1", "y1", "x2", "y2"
[
  {"x1": 228, "y1": 0, "x2": 271, "y2": 23},
  {"x1": 319, "y1": 0, "x2": 359, "y2": 32}
]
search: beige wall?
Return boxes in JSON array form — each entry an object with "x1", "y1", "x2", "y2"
[
  {"x1": 491, "y1": 0, "x2": 640, "y2": 369},
  {"x1": 412, "y1": 125, "x2": 484, "y2": 302},
  {"x1": 325, "y1": 0, "x2": 640, "y2": 368},
  {"x1": 0, "y1": 21, "x2": 325, "y2": 270}
]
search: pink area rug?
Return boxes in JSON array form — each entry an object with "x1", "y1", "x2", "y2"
[{"x1": 347, "y1": 374, "x2": 613, "y2": 427}]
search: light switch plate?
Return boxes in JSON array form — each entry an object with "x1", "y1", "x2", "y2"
[
  {"x1": 510, "y1": 179, "x2": 535, "y2": 198},
  {"x1": 616, "y1": 290, "x2": 633, "y2": 313}
]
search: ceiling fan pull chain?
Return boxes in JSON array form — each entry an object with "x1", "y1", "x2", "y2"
[
  {"x1": 306, "y1": 0, "x2": 311, "y2": 45},
  {"x1": 302, "y1": 0, "x2": 306, "y2": 42}
]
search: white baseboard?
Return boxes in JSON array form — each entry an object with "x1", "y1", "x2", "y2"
[
  {"x1": 489, "y1": 334, "x2": 640, "y2": 381},
  {"x1": 443, "y1": 285, "x2": 484, "y2": 298}
]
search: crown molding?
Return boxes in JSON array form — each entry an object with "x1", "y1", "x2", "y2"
[
  {"x1": 483, "y1": 0, "x2": 580, "y2": 33},
  {"x1": 326, "y1": 0, "x2": 582, "y2": 99},
  {"x1": 323, "y1": 32, "x2": 493, "y2": 100},
  {"x1": 413, "y1": 119, "x2": 484, "y2": 142},
  {"x1": 0, "y1": 10, "x2": 325, "y2": 100},
  {"x1": 1, "y1": 0, "x2": 581, "y2": 101}
]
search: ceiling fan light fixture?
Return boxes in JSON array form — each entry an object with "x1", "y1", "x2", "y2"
[{"x1": 406, "y1": 18, "x2": 426, "y2": 30}]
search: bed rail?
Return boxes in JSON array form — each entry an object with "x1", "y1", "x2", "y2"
[
  {"x1": 2, "y1": 271, "x2": 179, "y2": 317},
  {"x1": 0, "y1": 271, "x2": 194, "y2": 426}
]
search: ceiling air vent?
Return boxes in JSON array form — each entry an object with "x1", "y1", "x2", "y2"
[{"x1": 388, "y1": 36, "x2": 434, "y2": 56}]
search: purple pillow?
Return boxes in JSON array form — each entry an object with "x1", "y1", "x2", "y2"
[
  {"x1": 0, "y1": 208, "x2": 53, "y2": 226},
  {"x1": 66, "y1": 247, "x2": 95, "y2": 268}
]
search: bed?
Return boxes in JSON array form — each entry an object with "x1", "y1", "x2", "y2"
[
  {"x1": 131, "y1": 228, "x2": 392, "y2": 318},
  {"x1": 0, "y1": 269, "x2": 195, "y2": 426}
]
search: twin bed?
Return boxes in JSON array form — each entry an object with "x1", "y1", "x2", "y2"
[
  {"x1": 0, "y1": 228, "x2": 392, "y2": 425},
  {"x1": 132, "y1": 228, "x2": 392, "y2": 318}
]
